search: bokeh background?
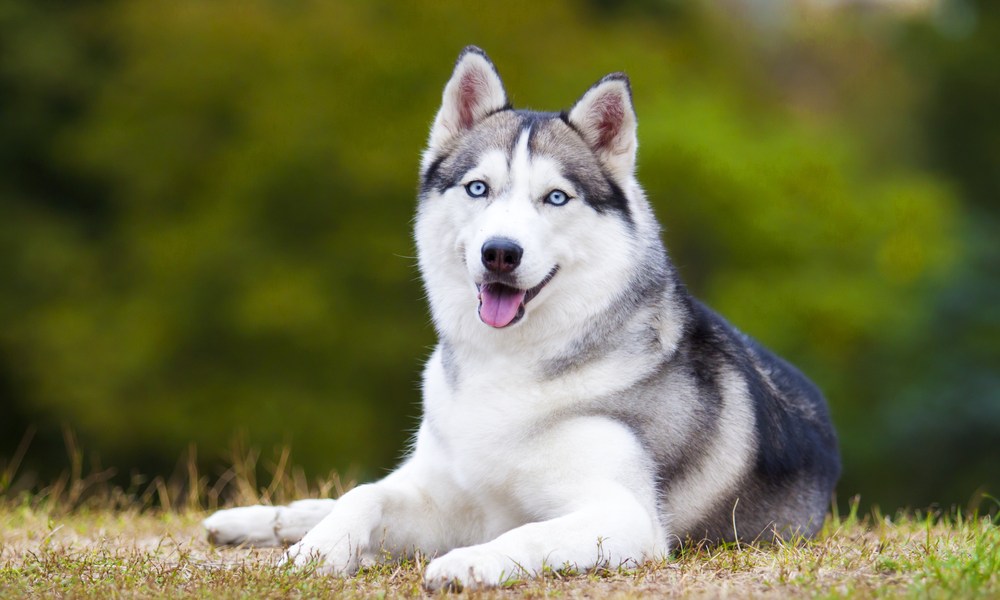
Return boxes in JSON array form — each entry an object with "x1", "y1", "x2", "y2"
[{"x1": 1, "y1": 0, "x2": 997, "y2": 513}]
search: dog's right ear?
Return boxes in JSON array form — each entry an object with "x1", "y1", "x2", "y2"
[{"x1": 425, "y1": 47, "x2": 508, "y2": 158}]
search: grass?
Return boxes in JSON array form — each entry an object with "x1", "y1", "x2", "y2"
[
  {"x1": 1, "y1": 435, "x2": 998, "y2": 598},
  {"x1": 2, "y1": 503, "x2": 998, "y2": 598}
]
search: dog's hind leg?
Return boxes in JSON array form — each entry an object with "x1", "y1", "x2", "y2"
[{"x1": 202, "y1": 498, "x2": 336, "y2": 547}]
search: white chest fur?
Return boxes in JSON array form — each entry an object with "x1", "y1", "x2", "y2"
[{"x1": 412, "y1": 346, "x2": 663, "y2": 542}]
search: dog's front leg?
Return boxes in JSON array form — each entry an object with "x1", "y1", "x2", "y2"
[
  {"x1": 422, "y1": 483, "x2": 664, "y2": 590},
  {"x1": 285, "y1": 464, "x2": 448, "y2": 574},
  {"x1": 420, "y1": 416, "x2": 669, "y2": 590},
  {"x1": 203, "y1": 498, "x2": 337, "y2": 547}
]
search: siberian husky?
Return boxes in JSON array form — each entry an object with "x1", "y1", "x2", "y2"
[{"x1": 203, "y1": 46, "x2": 840, "y2": 590}]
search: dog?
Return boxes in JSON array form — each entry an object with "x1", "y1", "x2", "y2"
[{"x1": 202, "y1": 46, "x2": 840, "y2": 590}]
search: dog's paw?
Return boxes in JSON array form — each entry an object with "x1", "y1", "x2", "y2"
[
  {"x1": 285, "y1": 539, "x2": 353, "y2": 575},
  {"x1": 285, "y1": 530, "x2": 373, "y2": 575},
  {"x1": 424, "y1": 546, "x2": 521, "y2": 591},
  {"x1": 203, "y1": 500, "x2": 337, "y2": 548},
  {"x1": 202, "y1": 505, "x2": 281, "y2": 547}
]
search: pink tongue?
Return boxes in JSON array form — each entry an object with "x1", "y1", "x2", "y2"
[{"x1": 479, "y1": 284, "x2": 527, "y2": 328}]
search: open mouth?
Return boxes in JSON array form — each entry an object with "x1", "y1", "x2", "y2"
[{"x1": 477, "y1": 267, "x2": 558, "y2": 329}]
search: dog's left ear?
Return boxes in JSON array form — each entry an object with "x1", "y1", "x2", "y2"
[
  {"x1": 425, "y1": 46, "x2": 508, "y2": 160},
  {"x1": 568, "y1": 74, "x2": 637, "y2": 181}
]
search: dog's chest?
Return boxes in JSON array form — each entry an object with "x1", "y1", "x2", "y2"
[
  {"x1": 420, "y1": 357, "x2": 571, "y2": 510},
  {"x1": 433, "y1": 378, "x2": 550, "y2": 478}
]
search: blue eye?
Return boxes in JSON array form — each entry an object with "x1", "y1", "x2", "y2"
[
  {"x1": 545, "y1": 189, "x2": 570, "y2": 206},
  {"x1": 465, "y1": 180, "x2": 489, "y2": 198}
]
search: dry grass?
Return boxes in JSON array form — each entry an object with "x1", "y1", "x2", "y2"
[
  {"x1": 1, "y1": 435, "x2": 998, "y2": 598},
  {"x1": 2, "y1": 504, "x2": 998, "y2": 598}
]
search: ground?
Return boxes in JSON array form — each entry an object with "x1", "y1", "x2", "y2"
[{"x1": 1, "y1": 501, "x2": 997, "y2": 598}]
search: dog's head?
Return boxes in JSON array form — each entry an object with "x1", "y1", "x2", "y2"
[{"x1": 416, "y1": 47, "x2": 654, "y2": 344}]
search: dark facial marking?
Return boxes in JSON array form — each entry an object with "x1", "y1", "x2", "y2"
[
  {"x1": 421, "y1": 153, "x2": 449, "y2": 195},
  {"x1": 419, "y1": 112, "x2": 522, "y2": 198},
  {"x1": 525, "y1": 115, "x2": 633, "y2": 221},
  {"x1": 420, "y1": 108, "x2": 632, "y2": 225}
]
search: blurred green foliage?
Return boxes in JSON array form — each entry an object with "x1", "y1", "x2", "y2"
[{"x1": 0, "y1": 0, "x2": 996, "y2": 511}]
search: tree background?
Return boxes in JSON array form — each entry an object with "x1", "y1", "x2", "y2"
[{"x1": 1, "y1": 0, "x2": 996, "y2": 513}]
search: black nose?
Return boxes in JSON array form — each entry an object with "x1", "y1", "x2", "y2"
[{"x1": 481, "y1": 238, "x2": 523, "y2": 273}]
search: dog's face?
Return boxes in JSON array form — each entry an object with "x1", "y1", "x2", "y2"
[{"x1": 416, "y1": 48, "x2": 645, "y2": 344}]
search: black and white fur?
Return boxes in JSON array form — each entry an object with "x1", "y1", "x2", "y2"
[{"x1": 203, "y1": 47, "x2": 840, "y2": 590}]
